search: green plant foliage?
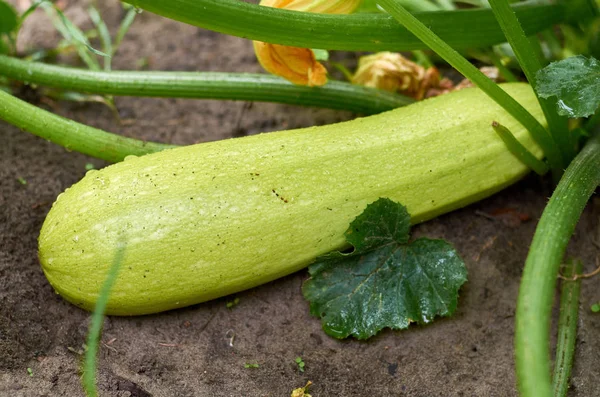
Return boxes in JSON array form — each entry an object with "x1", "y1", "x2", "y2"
[
  {"x1": 295, "y1": 357, "x2": 305, "y2": 372},
  {"x1": 302, "y1": 198, "x2": 467, "y2": 340},
  {"x1": 536, "y1": 55, "x2": 600, "y2": 118},
  {"x1": 0, "y1": 0, "x2": 18, "y2": 35}
]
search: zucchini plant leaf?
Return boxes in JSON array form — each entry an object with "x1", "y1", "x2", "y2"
[
  {"x1": 0, "y1": 0, "x2": 18, "y2": 35},
  {"x1": 535, "y1": 55, "x2": 600, "y2": 118},
  {"x1": 302, "y1": 198, "x2": 467, "y2": 340}
]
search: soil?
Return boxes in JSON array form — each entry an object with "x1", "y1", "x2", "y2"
[{"x1": 1, "y1": 1, "x2": 600, "y2": 396}]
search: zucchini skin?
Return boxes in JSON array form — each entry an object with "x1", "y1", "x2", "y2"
[{"x1": 39, "y1": 83, "x2": 545, "y2": 315}]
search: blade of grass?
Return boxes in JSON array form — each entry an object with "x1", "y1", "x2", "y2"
[
  {"x1": 112, "y1": 6, "x2": 138, "y2": 55},
  {"x1": 82, "y1": 244, "x2": 126, "y2": 397},
  {"x1": 0, "y1": 89, "x2": 174, "y2": 162},
  {"x1": 376, "y1": 0, "x2": 564, "y2": 171},
  {"x1": 0, "y1": 55, "x2": 413, "y2": 114},
  {"x1": 122, "y1": 0, "x2": 588, "y2": 52},
  {"x1": 492, "y1": 121, "x2": 549, "y2": 175},
  {"x1": 515, "y1": 130, "x2": 600, "y2": 397},
  {"x1": 87, "y1": 5, "x2": 112, "y2": 71},
  {"x1": 39, "y1": 2, "x2": 102, "y2": 71},
  {"x1": 552, "y1": 260, "x2": 583, "y2": 397},
  {"x1": 488, "y1": 0, "x2": 573, "y2": 164}
]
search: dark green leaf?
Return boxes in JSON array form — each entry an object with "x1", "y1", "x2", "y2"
[
  {"x1": 0, "y1": 1, "x2": 18, "y2": 35},
  {"x1": 303, "y1": 198, "x2": 468, "y2": 339},
  {"x1": 535, "y1": 55, "x2": 600, "y2": 118},
  {"x1": 345, "y1": 197, "x2": 411, "y2": 252}
]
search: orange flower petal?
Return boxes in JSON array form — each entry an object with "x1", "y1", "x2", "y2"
[{"x1": 254, "y1": 41, "x2": 327, "y2": 86}]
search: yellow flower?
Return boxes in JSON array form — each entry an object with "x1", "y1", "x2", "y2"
[
  {"x1": 291, "y1": 381, "x2": 313, "y2": 397},
  {"x1": 254, "y1": 0, "x2": 362, "y2": 86},
  {"x1": 352, "y1": 52, "x2": 441, "y2": 100},
  {"x1": 254, "y1": 41, "x2": 328, "y2": 86}
]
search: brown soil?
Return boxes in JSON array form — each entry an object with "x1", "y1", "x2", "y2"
[{"x1": 2, "y1": 1, "x2": 600, "y2": 396}]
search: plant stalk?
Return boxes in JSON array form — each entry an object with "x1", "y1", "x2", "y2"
[
  {"x1": 515, "y1": 131, "x2": 600, "y2": 397},
  {"x1": 0, "y1": 55, "x2": 412, "y2": 114},
  {"x1": 0, "y1": 89, "x2": 174, "y2": 162},
  {"x1": 122, "y1": 0, "x2": 587, "y2": 52}
]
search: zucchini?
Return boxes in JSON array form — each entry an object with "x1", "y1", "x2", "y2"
[{"x1": 39, "y1": 83, "x2": 545, "y2": 315}]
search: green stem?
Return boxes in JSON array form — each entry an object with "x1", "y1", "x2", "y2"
[
  {"x1": 83, "y1": 245, "x2": 126, "y2": 397},
  {"x1": 515, "y1": 131, "x2": 600, "y2": 397},
  {"x1": 0, "y1": 89, "x2": 174, "y2": 162},
  {"x1": 122, "y1": 0, "x2": 586, "y2": 52},
  {"x1": 492, "y1": 121, "x2": 549, "y2": 175},
  {"x1": 0, "y1": 55, "x2": 412, "y2": 114},
  {"x1": 376, "y1": 0, "x2": 563, "y2": 171},
  {"x1": 552, "y1": 260, "x2": 583, "y2": 397},
  {"x1": 488, "y1": 0, "x2": 572, "y2": 165}
]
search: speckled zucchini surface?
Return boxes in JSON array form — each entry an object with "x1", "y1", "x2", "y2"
[{"x1": 39, "y1": 83, "x2": 545, "y2": 315}]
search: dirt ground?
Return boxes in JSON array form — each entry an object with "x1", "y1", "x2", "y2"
[{"x1": 1, "y1": 1, "x2": 600, "y2": 396}]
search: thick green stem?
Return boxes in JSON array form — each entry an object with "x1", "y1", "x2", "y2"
[
  {"x1": 0, "y1": 89, "x2": 174, "y2": 162},
  {"x1": 376, "y1": 0, "x2": 563, "y2": 171},
  {"x1": 488, "y1": 0, "x2": 572, "y2": 164},
  {"x1": 552, "y1": 260, "x2": 583, "y2": 397},
  {"x1": 123, "y1": 0, "x2": 586, "y2": 52},
  {"x1": 0, "y1": 55, "x2": 412, "y2": 114},
  {"x1": 515, "y1": 131, "x2": 600, "y2": 397}
]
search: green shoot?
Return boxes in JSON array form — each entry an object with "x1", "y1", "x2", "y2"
[
  {"x1": 226, "y1": 297, "x2": 240, "y2": 309},
  {"x1": 82, "y1": 244, "x2": 126, "y2": 397},
  {"x1": 295, "y1": 357, "x2": 305, "y2": 373},
  {"x1": 87, "y1": 6, "x2": 112, "y2": 71}
]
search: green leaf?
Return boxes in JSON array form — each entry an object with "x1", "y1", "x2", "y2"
[
  {"x1": 535, "y1": 55, "x2": 600, "y2": 118},
  {"x1": 303, "y1": 198, "x2": 467, "y2": 340},
  {"x1": 0, "y1": 0, "x2": 18, "y2": 35}
]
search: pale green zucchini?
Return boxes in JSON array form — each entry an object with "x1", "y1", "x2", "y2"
[{"x1": 39, "y1": 83, "x2": 545, "y2": 315}]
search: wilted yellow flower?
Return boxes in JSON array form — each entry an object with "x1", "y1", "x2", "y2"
[
  {"x1": 253, "y1": 41, "x2": 328, "y2": 86},
  {"x1": 352, "y1": 52, "x2": 441, "y2": 100},
  {"x1": 291, "y1": 381, "x2": 313, "y2": 397},
  {"x1": 254, "y1": 0, "x2": 362, "y2": 86}
]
